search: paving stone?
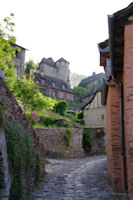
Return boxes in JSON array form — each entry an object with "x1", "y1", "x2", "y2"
[{"x1": 32, "y1": 155, "x2": 129, "y2": 200}]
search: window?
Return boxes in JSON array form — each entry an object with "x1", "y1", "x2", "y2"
[
  {"x1": 52, "y1": 82, "x2": 56, "y2": 86},
  {"x1": 52, "y1": 91, "x2": 57, "y2": 97},
  {"x1": 16, "y1": 50, "x2": 21, "y2": 59},
  {"x1": 62, "y1": 84, "x2": 65, "y2": 89},
  {"x1": 101, "y1": 114, "x2": 104, "y2": 120},
  {"x1": 63, "y1": 92, "x2": 67, "y2": 99},
  {"x1": 41, "y1": 79, "x2": 44, "y2": 84}
]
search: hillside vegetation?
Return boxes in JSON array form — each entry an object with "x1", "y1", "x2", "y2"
[
  {"x1": 73, "y1": 72, "x2": 104, "y2": 99},
  {"x1": 68, "y1": 72, "x2": 105, "y2": 111}
]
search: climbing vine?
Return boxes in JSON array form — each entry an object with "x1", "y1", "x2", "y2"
[
  {"x1": 5, "y1": 122, "x2": 42, "y2": 200},
  {"x1": 64, "y1": 128, "x2": 73, "y2": 147}
]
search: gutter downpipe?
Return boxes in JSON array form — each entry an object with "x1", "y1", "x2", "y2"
[{"x1": 108, "y1": 15, "x2": 127, "y2": 191}]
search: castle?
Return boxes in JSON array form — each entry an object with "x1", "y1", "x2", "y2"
[
  {"x1": 39, "y1": 57, "x2": 70, "y2": 86},
  {"x1": 11, "y1": 43, "x2": 73, "y2": 101},
  {"x1": 34, "y1": 57, "x2": 73, "y2": 101}
]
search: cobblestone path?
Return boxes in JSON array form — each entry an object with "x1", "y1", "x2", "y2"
[{"x1": 32, "y1": 156, "x2": 128, "y2": 200}]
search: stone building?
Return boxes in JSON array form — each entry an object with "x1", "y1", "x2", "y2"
[
  {"x1": 99, "y1": 3, "x2": 133, "y2": 198},
  {"x1": 34, "y1": 73, "x2": 73, "y2": 101},
  {"x1": 81, "y1": 88, "x2": 105, "y2": 128},
  {"x1": 34, "y1": 57, "x2": 73, "y2": 101},
  {"x1": 39, "y1": 57, "x2": 70, "y2": 86},
  {"x1": 11, "y1": 43, "x2": 27, "y2": 77}
]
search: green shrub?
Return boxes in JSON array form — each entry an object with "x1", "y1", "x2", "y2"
[
  {"x1": 102, "y1": 150, "x2": 106, "y2": 155},
  {"x1": 83, "y1": 129, "x2": 92, "y2": 143},
  {"x1": 26, "y1": 110, "x2": 40, "y2": 126},
  {"x1": 72, "y1": 86, "x2": 89, "y2": 97},
  {"x1": 78, "y1": 111, "x2": 84, "y2": 119},
  {"x1": 66, "y1": 110, "x2": 76, "y2": 117},
  {"x1": 75, "y1": 119, "x2": 84, "y2": 126},
  {"x1": 64, "y1": 128, "x2": 73, "y2": 147},
  {"x1": 5, "y1": 122, "x2": 42, "y2": 200},
  {"x1": 55, "y1": 100, "x2": 68, "y2": 115},
  {"x1": 82, "y1": 129, "x2": 92, "y2": 153},
  {"x1": 35, "y1": 154, "x2": 42, "y2": 183},
  {"x1": 39, "y1": 115, "x2": 55, "y2": 126}
]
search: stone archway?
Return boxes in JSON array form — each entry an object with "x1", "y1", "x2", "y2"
[{"x1": 0, "y1": 127, "x2": 11, "y2": 200}]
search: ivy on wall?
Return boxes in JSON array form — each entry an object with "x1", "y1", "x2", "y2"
[
  {"x1": 5, "y1": 122, "x2": 42, "y2": 200},
  {"x1": 64, "y1": 128, "x2": 73, "y2": 147}
]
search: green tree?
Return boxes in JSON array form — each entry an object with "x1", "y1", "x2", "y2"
[
  {"x1": 13, "y1": 76, "x2": 56, "y2": 111},
  {"x1": 24, "y1": 59, "x2": 38, "y2": 77},
  {"x1": 55, "y1": 100, "x2": 68, "y2": 115},
  {"x1": 73, "y1": 86, "x2": 88, "y2": 98},
  {"x1": 0, "y1": 13, "x2": 19, "y2": 90},
  {"x1": 0, "y1": 14, "x2": 56, "y2": 111},
  {"x1": 78, "y1": 111, "x2": 84, "y2": 119}
]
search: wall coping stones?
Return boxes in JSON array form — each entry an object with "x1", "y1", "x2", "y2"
[{"x1": 34, "y1": 123, "x2": 84, "y2": 158}]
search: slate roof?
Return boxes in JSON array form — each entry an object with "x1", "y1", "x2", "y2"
[
  {"x1": 40, "y1": 57, "x2": 70, "y2": 67},
  {"x1": 11, "y1": 43, "x2": 28, "y2": 50},
  {"x1": 108, "y1": 3, "x2": 133, "y2": 76},
  {"x1": 34, "y1": 73, "x2": 73, "y2": 94},
  {"x1": 56, "y1": 57, "x2": 69, "y2": 64},
  {"x1": 98, "y1": 40, "x2": 110, "y2": 53},
  {"x1": 40, "y1": 57, "x2": 56, "y2": 67},
  {"x1": 100, "y1": 3, "x2": 133, "y2": 105}
]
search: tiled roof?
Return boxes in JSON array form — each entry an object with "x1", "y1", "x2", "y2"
[
  {"x1": 55, "y1": 57, "x2": 69, "y2": 64},
  {"x1": 39, "y1": 57, "x2": 70, "y2": 68},
  {"x1": 11, "y1": 43, "x2": 28, "y2": 50},
  {"x1": 98, "y1": 40, "x2": 110, "y2": 53},
  {"x1": 34, "y1": 73, "x2": 73, "y2": 94},
  {"x1": 40, "y1": 57, "x2": 56, "y2": 67}
]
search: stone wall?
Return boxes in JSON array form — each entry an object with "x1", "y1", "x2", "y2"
[
  {"x1": 84, "y1": 107, "x2": 105, "y2": 128},
  {"x1": 0, "y1": 78, "x2": 45, "y2": 198},
  {"x1": 39, "y1": 60, "x2": 70, "y2": 86},
  {"x1": 40, "y1": 63, "x2": 58, "y2": 79},
  {"x1": 34, "y1": 123, "x2": 84, "y2": 158},
  {"x1": 12, "y1": 46, "x2": 25, "y2": 78},
  {"x1": 0, "y1": 127, "x2": 11, "y2": 200},
  {"x1": 83, "y1": 128, "x2": 106, "y2": 155}
]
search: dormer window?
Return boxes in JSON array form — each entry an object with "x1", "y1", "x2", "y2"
[
  {"x1": 52, "y1": 82, "x2": 55, "y2": 86},
  {"x1": 62, "y1": 84, "x2": 65, "y2": 89}
]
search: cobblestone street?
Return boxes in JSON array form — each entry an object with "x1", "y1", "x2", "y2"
[{"x1": 32, "y1": 156, "x2": 128, "y2": 200}]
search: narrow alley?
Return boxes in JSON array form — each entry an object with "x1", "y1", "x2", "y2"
[{"x1": 32, "y1": 156, "x2": 128, "y2": 200}]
